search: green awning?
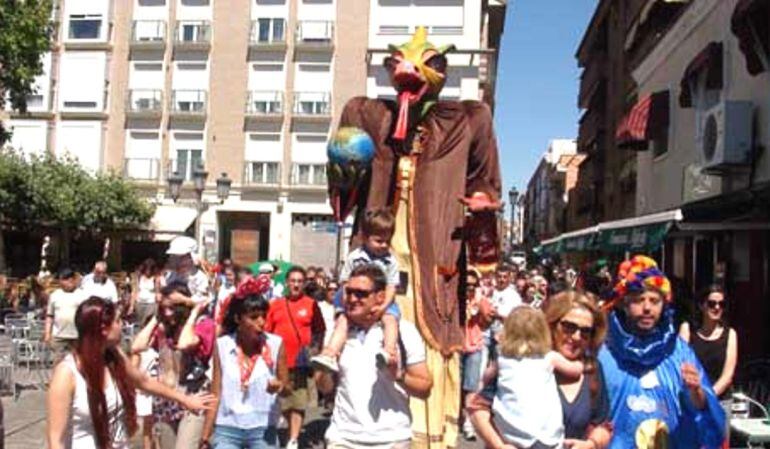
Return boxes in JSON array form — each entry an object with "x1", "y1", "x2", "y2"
[
  {"x1": 535, "y1": 209, "x2": 682, "y2": 256},
  {"x1": 561, "y1": 233, "x2": 597, "y2": 252},
  {"x1": 596, "y1": 209, "x2": 682, "y2": 253},
  {"x1": 536, "y1": 239, "x2": 562, "y2": 257},
  {"x1": 598, "y1": 221, "x2": 674, "y2": 253}
]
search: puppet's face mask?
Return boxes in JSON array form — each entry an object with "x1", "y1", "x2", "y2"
[{"x1": 384, "y1": 27, "x2": 454, "y2": 140}]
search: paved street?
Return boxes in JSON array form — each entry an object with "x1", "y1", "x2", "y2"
[{"x1": 2, "y1": 388, "x2": 484, "y2": 449}]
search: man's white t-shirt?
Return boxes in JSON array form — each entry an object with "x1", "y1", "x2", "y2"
[
  {"x1": 80, "y1": 274, "x2": 119, "y2": 303},
  {"x1": 187, "y1": 269, "x2": 211, "y2": 304},
  {"x1": 491, "y1": 285, "x2": 523, "y2": 319},
  {"x1": 46, "y1": 288, "x2": 88, "y2": 339},
  {"x1": 490, "y1": 285, "x2": 523, "y2": 334},
  {"x1": 326, "y1": 320, "x2": 426, "y2": 444}
]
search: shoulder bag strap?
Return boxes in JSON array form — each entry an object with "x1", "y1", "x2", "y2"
[{"x1": 284, "y1": 299, "x2": 303, "y2": 344}]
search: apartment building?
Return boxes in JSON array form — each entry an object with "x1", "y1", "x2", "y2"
[
  {"x1": 521, "y1": 139, "x2": 583, "y2": 250},
  {"x1": 624, "y1": 0, "x2": 770, "y2": 360},
  {"x1": 3, "y1": 0, "x2": 506, "y2": 272}
]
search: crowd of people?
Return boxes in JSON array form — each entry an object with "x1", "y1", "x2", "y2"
[{"x1": 38, "y1": 224, "x2": 738, "y2": 449}]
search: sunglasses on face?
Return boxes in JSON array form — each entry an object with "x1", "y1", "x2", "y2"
[
  {"x1": 466, "y1": 283, "x2": 479, "y2": 290},
  {"x1": 345, "y1": 288, "x2": 374, "y2": 299},
  {"x1": 558, "y1": 320, "x2": 594, "y2": 339},
  {"x1": 706, "y1": 299, "x2": 726, "y2": 310}
]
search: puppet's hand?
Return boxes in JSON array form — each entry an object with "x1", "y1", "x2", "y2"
[{"x1": 458, "y1": 192, "x2": 501, "y2": 212}]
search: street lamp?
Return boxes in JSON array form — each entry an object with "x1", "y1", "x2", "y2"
[
  {"x1": 168, "y1": 171, "x2": 184, "y2": 203},
  {"x1": 508, "y1": 186, "x2": 519, "y2": 251},
  {"x1": 192, "y1": 165, "x2": 209, "y2": 195},
  {"x1": 216, "y1": 172, "x2": 232, "y2": 202},
  {"x1": 166, "y1": 164, "x2": 231, "y2": 261}
]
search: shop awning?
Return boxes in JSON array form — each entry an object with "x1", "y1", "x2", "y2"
[
  {"x1": 148, "y1": 205, "x2": 197, "y2": 241},
  {"x1": 560, "y1": 226, "x2": 600, "y2": 252},
  {"x1": 535, "y1": 236, "x2": 563, "y2": 257},
  {"x1": 596, "y1": 209, "x2": 682, "y2": 253},
  {"x1": 731, "y1": 0, "x2": 770, "y2": 76},
  {"x1": 679, "y1": 42, "x2": 724, "y2": 108},
  {"x1": 535, "y1": 210, "x2": 682, "y2": 255},
  {"x1": 615, "y1": 90, "x2": 670, "y2": 150}
]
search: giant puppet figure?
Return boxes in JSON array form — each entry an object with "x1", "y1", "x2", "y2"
[{"x1": 327, "y1": 28, "x2": 502, "y2": 449}]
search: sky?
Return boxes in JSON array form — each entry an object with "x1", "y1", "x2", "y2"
[{"x1": 493, "y1": 0, "x2": 598, "y2": 208}]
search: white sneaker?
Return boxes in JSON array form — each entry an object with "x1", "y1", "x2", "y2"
[
  {"x1": 286, "y1": 439, "x2": 299, "y2": 449},
  {"x1": 311, "y1": 354, "x2": 339, "y2": 373},
  {"x1": 462, "y1": 419, "x2": 477, "y2": 441}
]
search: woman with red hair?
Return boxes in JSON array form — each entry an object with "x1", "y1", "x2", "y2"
[{"x1": 47, "y1": 296, "x2": 215, "y2": 449}]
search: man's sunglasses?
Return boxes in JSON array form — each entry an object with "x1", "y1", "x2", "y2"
[
  {"x1": 706, "y1": 299, "x2": 726, "y2": 310},
  {"x1": 466, "y1": 283, "x2": 479, "y2": 290},
  {"x1": 345, "y1": 288, "x2": 374, "y2": 299},
  {"x1": 558, "y1": 320, "x2": 594, "y2": 339}
]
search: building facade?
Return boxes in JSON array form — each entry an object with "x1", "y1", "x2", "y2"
[
  {"x1": 569, "y1": 0, "x2": 655, "y2": 232},
  {"x1": 627, "y1": 0, "x2": 770, "y2": 360},
  {"x1": 522, "y1": 139, "x2": 582, "y2": 249},
  {"x1": 3, "y1": 0, "x2": 506, "y2": 272}
]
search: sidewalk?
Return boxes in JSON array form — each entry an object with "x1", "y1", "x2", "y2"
[
  {"x1": 2, "y1": 388, "x2": 483, "y2": 449},
  {"x1": 3, "y1": 390, "x2": 47, "y2": 449}
]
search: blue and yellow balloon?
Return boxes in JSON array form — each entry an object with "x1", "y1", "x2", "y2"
[{"x1": 326, "y1": 127, "x2": 375, "y2": 222}]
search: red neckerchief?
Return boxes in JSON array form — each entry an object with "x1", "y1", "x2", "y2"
[{"x1": 235, "y1": 336, "x2": 273, "y2": 390}]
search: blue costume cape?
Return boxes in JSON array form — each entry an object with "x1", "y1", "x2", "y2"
[{"x1": 598, "y1": 309, "x2": 725, "y2": 448}]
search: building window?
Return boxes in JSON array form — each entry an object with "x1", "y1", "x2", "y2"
[
  {"x1": 256, "y1": 18, "x2": 285, "y2": 43},
  {"x1": 63, "y1": 100, "x2": 98, "y2": 108},
  {"x1": 292, "y1": 163, "x2": 326, "y2": 186},
  {"x1": 68, "y1": 14, "x2": 102, "y2": 40},
  {"x1": 293, "y1": 92, "x2": 331, "y2": 115},
  {"x1": 651, "y1": 134, "x2": 668, "y2": 158},
  {"x1": 175, "y1": 149, "x2": 203, "y2": 180},
  {"x1": 26, "y1": 94, "x2": 44, "y2": 109},
  {"x1": 247, "y1": 161, "x2": 280, "y2": 184}
]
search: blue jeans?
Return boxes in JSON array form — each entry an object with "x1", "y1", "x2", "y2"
[{"x1": 213, "y1": 425, "x2": 277, "y2": 449}]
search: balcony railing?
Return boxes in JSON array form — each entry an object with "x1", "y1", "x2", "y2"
[
  {"x1": 246, "y1": 91, "x2": 283, "y2": 115},
  {"x1": 250, "y1": 19, "x2": 286, "y2": 46},
  {"x1": 124, "y1": 158, "x2": 160, "y2": 181},
  {"x1": 174, "y1": 21, "x2": 211, "y2": 45},
  {"x1": 292, "y1": 92, "x2": 331, "y2": 116},
  {"x1": 577, "y1": 109, "x2": 605, "y2": 152},
  {"x1": 578, "y1": 53, "x2": 607, "y2": 109},
  {"x1": 295, "y1": 20, "x2": 334, "y2": 45},
  {"x1": 291, "y1": 163, "x2": 327, "y2": 187},
  {"x1": 126, "y1": 89, "x2": 163, "y2": 115},
  {"x1": 131, "y1": 20, "x2": 166, "y2": 44},
  {"x1": 243, "y1": 161, "x2": 281, "y2": 186},
  {"x1": 170, "y1": 90, "x2": 207, "y2": 115}
]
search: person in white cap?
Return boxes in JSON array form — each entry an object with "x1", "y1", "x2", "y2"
[
  {"x1": 259, "y1": 262, "x2": 284, "y2": 300},
  {"x1": 165, "y1": 236, "x2": 211, "y2": 306}
]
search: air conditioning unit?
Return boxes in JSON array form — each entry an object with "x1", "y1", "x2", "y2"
[{"x1": 699, "y1": 100, "x2": 753, "y2": 175}]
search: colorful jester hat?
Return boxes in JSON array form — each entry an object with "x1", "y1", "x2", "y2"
[
  {"x1": 384, "y1": 26, "x2": 455, "y2": 140},
  {"x1": 608, "y1": 255, "x2": 672, "y2": 310},
  {"x1": 326, "y1": 127, "x2": 376, "y2": 222}
]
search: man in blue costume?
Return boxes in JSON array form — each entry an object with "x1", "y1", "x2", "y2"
[{"x1": 598, "y1": 255, "x2": 725, "y2": 449}]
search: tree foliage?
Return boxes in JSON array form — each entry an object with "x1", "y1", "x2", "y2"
[
  {"x1": 0, "y1": 0, "x2": 54, "y2": 143},
  {"x1": 0, "y1": 149, "x2": 155, "y2": 232}
]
